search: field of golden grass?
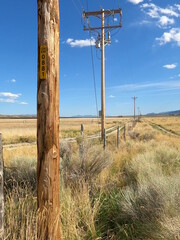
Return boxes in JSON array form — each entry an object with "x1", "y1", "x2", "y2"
[
  {"x1": 0, "y1": 119, "x2": 36, "y2": 144},
  {"x1": 144, "y1": 116, "x2": 180, "y2": 134},
  {"x1": 2, "y1": 116, "x2": 180, "y2": 164},
  {"x1": 1, "y1": 116, "x2": 180, "y2": 239},
  {"x1": 0, "y1": 117, "x2": 128, "y2": 144}
]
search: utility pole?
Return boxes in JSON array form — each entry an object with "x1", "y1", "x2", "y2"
[
  {"x1": 83, "y1": 8, "x2": 122, "y2": 140},
  {"x1": 101, "y1": 9, "x2": 105, "y2": 141},
  {"x1": 132, "y1": 96, "x2": 138, "y2": 120},
  {"x1": 37, "y1": 1, "x2": 60, "y2": 239},
  {"x1": 0, "y1": 134, "x2": 4, "y2": 240}
]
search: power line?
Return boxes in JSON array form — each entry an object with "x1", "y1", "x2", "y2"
[
  {"x1": 88, "y1": 24, "x2": 101, "y2": 135},
  {"x1": 77, "y1": 0, "x2": 84, "y2": 9},
  {"x1": 71, "y1": 0, "x2": 85, "y2": 29},
  {"x1": 111, "y1": 28, "x2": 121, "y2": 37},
  {"x1": 88, "y1": 27, "x2": 99, "y2": 119},
  {"x1": 70, "y1": 0, "x2": 99, "y2": 124},
  {"x1": 71, "y1": 0, "x2": 82, "y2": 17},
  {"x1": 96, "y1": 49, "x2": 101, "y2": 60}
]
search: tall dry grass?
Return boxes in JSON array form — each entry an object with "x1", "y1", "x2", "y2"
[
  {"x1": 3, "y1": 119, "x2": 180, "y2": 240},
  {"x1": 145, "y1": 116, "x2": 180, "y2": 134},
  {"x1": 97, "y1": 143, "x2": 180, "y2": 240},
  {"x1": 0, "y1": 117, "x2": 128, "y2": 143},
  {"x1": 4, "y1": 139, "x2": 112, "y2": 239}
]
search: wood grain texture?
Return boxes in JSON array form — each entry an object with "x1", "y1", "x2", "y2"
[
  {"x1": 37, "y1": 0, "x2": 60, "y2": 239},
  {"x1": 0, "y1": 134, "x2": 4, "y2": 240}
]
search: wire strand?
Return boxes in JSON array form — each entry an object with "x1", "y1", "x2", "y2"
[
  {"x1": 88, "y1": 26, "x2": 99, "y2": 122},
  {"x1": 77, "y1": 0, "x2": 84, "y2": 9},
  {"x1": 71, "y1": 0, "x2": 82, "y2": 17}
]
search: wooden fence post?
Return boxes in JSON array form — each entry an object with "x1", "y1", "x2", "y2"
[
  {"x1": 104, "y1": 129, "x2": 106, "y2": 149},
  {"x1": 117, "y1": 126, "x2": 120, "y2": 148},
  {"x1": 81, "y1": 124, "x2": 84, "y2": 136},
  {"x1": 37, "y1": 0, "x2": 60, "y2": 239},
  {"x1": 0, "y1": 134, "x2": 4, "y2": 240},
  {"x1": 124, "y1": 125, "x2": 126, "y2": 141}
]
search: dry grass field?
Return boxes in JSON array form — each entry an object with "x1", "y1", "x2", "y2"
[
  {"x1": 0, "y1": 119, "x2": 36, "y2": 145},
  {"x1": 144, "y1": 116, "x2": 180, "y2": 135},
  {"x1": 1, "y1": 116, "x2": 180, "y2": 239},
  {"x1": 0, "y1": 117, "x2": 128, "y2": 145}
]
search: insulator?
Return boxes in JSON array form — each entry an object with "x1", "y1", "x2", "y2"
[
  {"x1": 82, "y1": 10, "x2": 86, "y2": 20},
  {"x1": 108, "y1": 32, "x2": 110, "y2": 41},
  {"x1": 95, "y1": 40, "x2": 101, "y2": 48},
  {"x1": 107, "y1": 32, "x2": 111, "y2": 44}
]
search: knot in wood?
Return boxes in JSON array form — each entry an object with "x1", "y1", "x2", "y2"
[{"x1": 52, "y1": 145, "x2": 57, "y2": 159}]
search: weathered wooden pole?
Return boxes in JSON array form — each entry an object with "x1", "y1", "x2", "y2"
[
  {"x1": 103, "y1": 129, "x2": 106, "y2": 149},
  {"x1": 132, "y1": 96, "x2": 138, "y2": 120},
  {"x1": 37, "y1": 1, "x2": 60, "y2": 239},
  {"x1": 124, "y1": 125, "x2": 126, "y2": 141},
  {"x1": 0, "y1": 134, "x2": 4, "y2": 240},
  {"x1": 81, "y1": 124, "x2": 84, "y2": 136},
  {"x1": 117, "y1": 126, "x2": 120, "y2": 148}
]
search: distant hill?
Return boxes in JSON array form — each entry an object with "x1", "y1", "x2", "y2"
[
  {"x1": 0, "y1": 114, "x2": 97, "y2": 119},
  {"x1": 147, "y1": 110, "x2": 180, "y2": 116},
  {"x1": 1, "y1": 111, "x2": 180, "y2": 119},
  {"x1": 71, "y1": 115, "x2": 97, "y2": 118},
  {"x1": 0, "y1": 114, "x2": 36, "y2": 119}
]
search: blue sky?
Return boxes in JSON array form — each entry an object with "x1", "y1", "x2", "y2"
[{"x1": 0, "y1": 0, "x2": 180, "y2": 116}]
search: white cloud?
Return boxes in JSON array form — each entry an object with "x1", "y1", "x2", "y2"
[
  {"x1": 170, "y1": 74, "x2": 180, "y2": 78},
  {"x1": 160, "y1": 8, "x2": 179, "y2": 18},
  {"x1": 130, "y1": 19, "x2": 152, "y2": 27},
  {"x1": 109, "y1": 80, "x2": 180, "y2": 92},
  {"x1": 0, "y1": 98, "x2": 16, "y2": 103},
  {"x1": 11, "y1": 79, "x2": 16, "y2": 83},
  {"x1": 66, "y1": 38, "x2": 95, "y2": 47},
  {"x1": 114, "y1": 17, "x2": 118, "y2": 22},
  {"x1": 115, "y1": 39, "x2": 119, "y2": 43},
  {"x1": 0, "y1": 92, "x2": 22, "y2": 104},
  {"x1": 141, "y1": 3, "x2": 179, "y2": 18},
  {"x1": 0, "y1": 92, "x2": 28, "y2": 105},
  {"x1": 66, "y1": 38, "x2": 73, "y2": 44},
  {"x1": 175, "y1": 4, "x2": 180, "y2": 11},
  {"x1": 19, "y1": 102, "x2": 28, "y2": 105},
  {"x1": 163, "y1": 64, "x2": 177, "y2": 69},
  {"x1": 128, "y1": 0, "x2": 144, "y2": 4},
  {"x1": 158, "y1": 16, "x2": 174, "y2": 27},
  {"x1": 156, "y1": 28, "x2": 180, "y2": 46},
  {"x1": 0, "y1": 92, "x2": 21, "y2": 99},
  {"x1": 141, "y1": 3, "x2": 159, "y2": 18},
  {"x1": 140, "y1": 3, "x2": 180, "y2": 28},
  {"x1": 140, "y1": 20, "x2": 151, "y2": 25},
  {"x1": 109, "y1": 95, "x2": 115, "y2": 98}
]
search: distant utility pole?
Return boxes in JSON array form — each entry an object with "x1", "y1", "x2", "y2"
[
  {"x1": 83, "y1": 8, "x2": 122, "y2": 140},
  {"x1": 37, "y1": 0, "x2": 60, "y2": 239},
  {"x1": 132, "y1": 96, "x2": 138, "y2": 120}
]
